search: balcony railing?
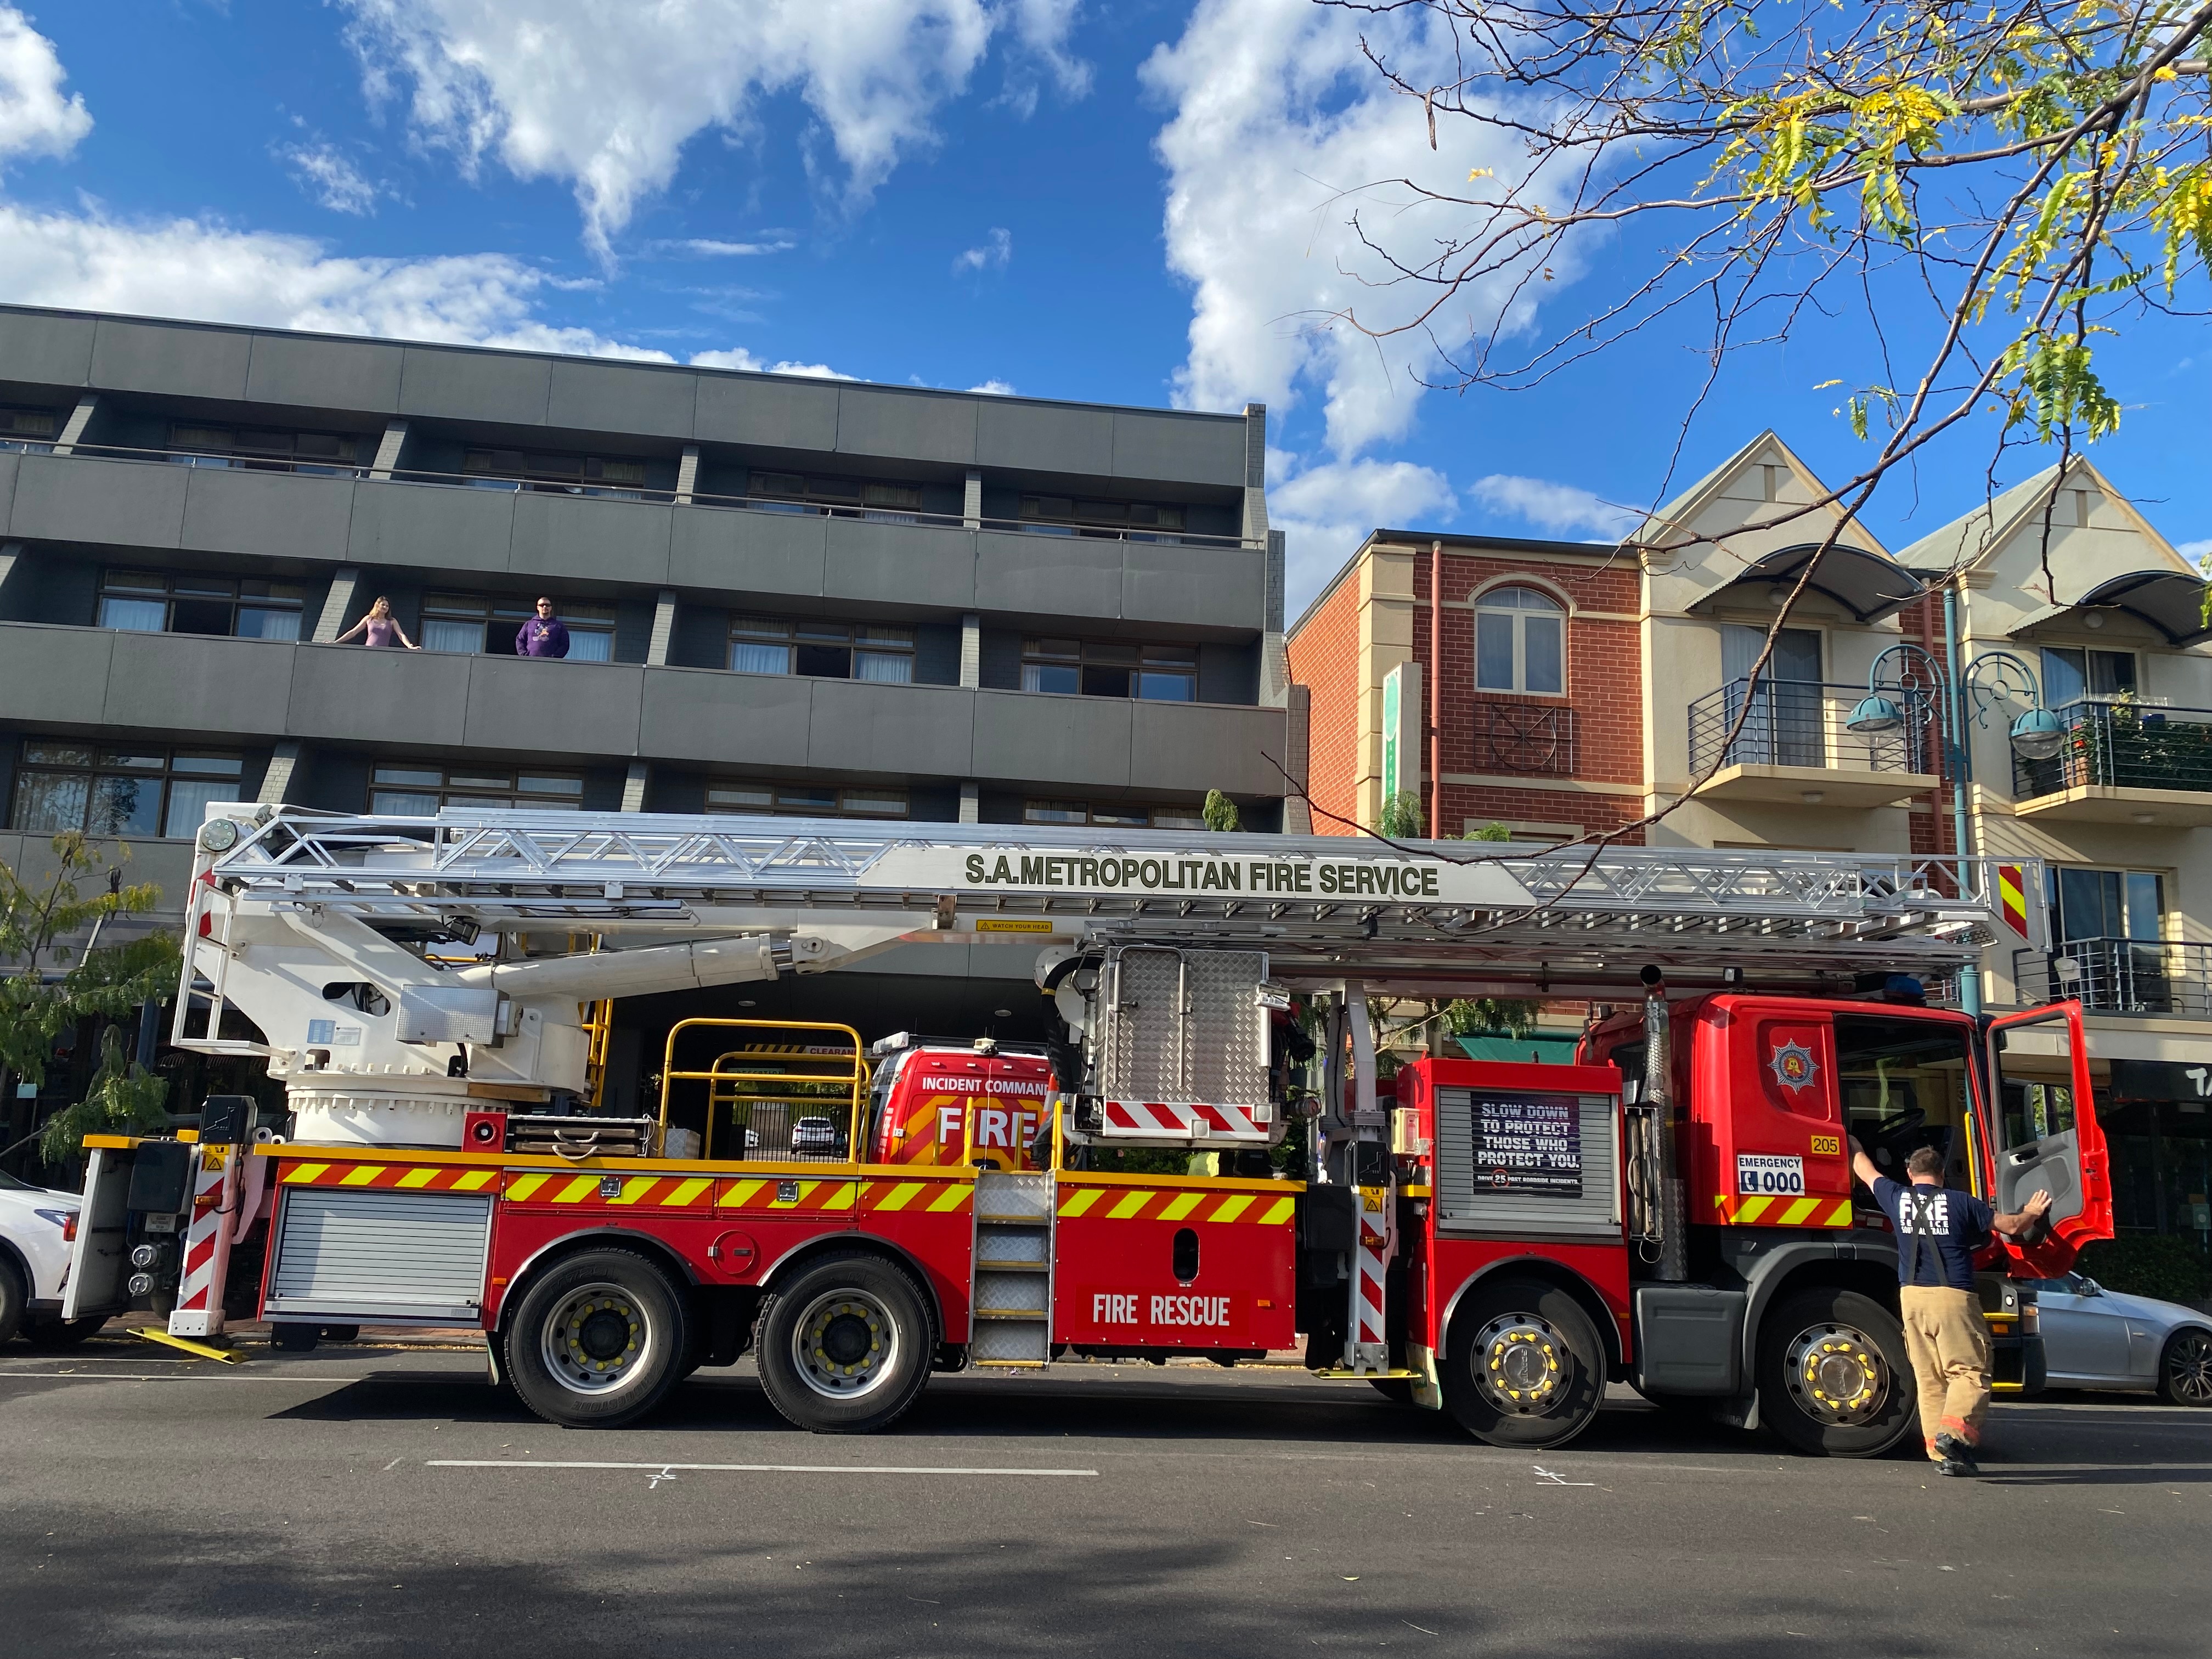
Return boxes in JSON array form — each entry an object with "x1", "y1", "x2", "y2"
[
  {"x1": 1688, "y1": 676, "x2": 1933, "y2": 776},
  {"x1": 1470, "y1": 701, "x2": 1577, "y2": 776},
  {"x1": 2013, "y1": 937, "x2": 2212, "y2": 1017},
  {"x1": 54, "y1": 443, "x2": 1260, "y2": 550},
  {"x1": 2014, "y1": 699, "x2": 2212, "y2": 799}
]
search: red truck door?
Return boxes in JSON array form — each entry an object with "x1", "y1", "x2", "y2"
[{"x1": 1984, "y1": 1003, "x2": 2113, "y2": 1274}]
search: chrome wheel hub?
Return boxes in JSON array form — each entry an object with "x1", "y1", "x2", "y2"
[
  {"x1": 543, "y1": 1282, "x2": 653, "y2": 1397},
  {"x1": 1784, "y1": 1321, "x2": 1889, "y2": 1425},
  {"x1": 1472, "y1": 1312, "x2": 1568, "y2": 1414},
  {"x1": 2168, "y1": 1331, "x2": 2212, "y2": 1404},
  {"x1": 792, "y1": 1289, "x2": 899, "y2": 1401}
]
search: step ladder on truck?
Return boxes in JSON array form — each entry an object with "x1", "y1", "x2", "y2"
[{"x1": 61, "y1": 808, "x2": 2112, "y2": 1455}]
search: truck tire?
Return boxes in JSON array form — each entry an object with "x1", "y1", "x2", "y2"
[
  {"x1": 754, "y1": 1252, "x2": 933, "y2": 1434},
  {"x1": 1756, "y1": 1288, "x2": 1915, "y2": 1457},
  {"x1": 504, "y1": 1248, "x2": 690, "y2": 1430},
  {"x1": 0, "y1": 1258, "x2": 24, "y2": 1345},
  {"x1": 1440, "y1": 1276, "x2": 1604, "y2": 1449},
  {"x1": 2157, "y1": 1328, "x2": 2212, "y2": 1407}
]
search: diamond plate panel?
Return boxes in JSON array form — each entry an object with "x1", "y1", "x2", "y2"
[
  {"x1": 1099, "y1": 947, "x2": 1186, "y2": 1102},
  {"x1": 969, "y1": 1318, "x2": 1050, "y2": 1363},
  {"x1": 1184, "y1": 950, "x2": 1268, "y2": 1106}
]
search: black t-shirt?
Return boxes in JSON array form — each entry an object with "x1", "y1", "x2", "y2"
[{"x1": 1872, "y1": 1176, "x2": 1994, "y2": 1292}]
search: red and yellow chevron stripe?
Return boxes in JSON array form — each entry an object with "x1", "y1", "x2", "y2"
[
  {"x1": 859, "y1": 1178, "x2": 974, "y2": 1216},
  {"x1": 1714, "y1": 1192, "x2": 1854, "y2": 1227},
  {"x1": 1997, "y1": 862, "x2": 2029, "y2": 939},
  {"x1": 505, "y1": 1171, "x2": 720, "y2": 1209},
  {"x1": 718, "y1": 1176, "x2": 860, "y2": 1214},
  {"x1": 1056, "y1": 1186, "x2": 1296, "y2": 1225},
  {"x1": 281, "y1": 1161, "x2": 500, "y2": 1193}
]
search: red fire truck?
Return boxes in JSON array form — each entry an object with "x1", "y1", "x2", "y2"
[{"x1": 63, "y1": 809, "x2": 2107, "y2": 1455}]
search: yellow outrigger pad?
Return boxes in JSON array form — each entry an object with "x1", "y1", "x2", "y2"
[{"x1": 132, "y1": 1327, "x2": 245, "y2": 1364}]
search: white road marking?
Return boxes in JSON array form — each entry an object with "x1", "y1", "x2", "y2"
[
  {"x1": 426, "y1": 1459, "x2": 1098, "y2": 1477},
  {"x1": 1533, "y1": 1465, "x2": 1595, "y2": 1486}
]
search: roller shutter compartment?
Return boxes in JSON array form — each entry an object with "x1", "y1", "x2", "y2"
[{"x1": 266, "y1": 1188, "x2": 494, "y2": 1323}]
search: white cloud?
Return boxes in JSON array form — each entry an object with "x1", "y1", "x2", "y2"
[
  {"x1": 1144, "y1": 0, "x2": 1568, "y2": 459},
  {"x1": 689, "y1": 347, "x2": 851, "y2": 379},
  {"x1": 967, "y1": 378, "x2": 1016, "y2": 395},
  {"x1": 1469, "y1": 474, "x2": 1637, "y2": 540},
  {"x1": 341, "y1": 0, "x2": 1084, "y2": 258},
  {"x1": 0, "y1": 3, "x2": 91, "y2": 165},
  {"x1": 953, "y1": 227, "x2": 1011, "y2": 274},
  {"x1": 2179, "y1": 537, "x2": 2212, "y2": 568},
  {"x1": 278, "y1": 141, "x2": 390, "y2": 215},
  {"x1": 0, "y1": 199, "x2": 669, "y2": 358},
  {"x1": 650, "y1": 237, "x2": 796, "y2": 258},
  {"x1": 1269, "y1": 451, "x2": 1457, "y2": 613}
]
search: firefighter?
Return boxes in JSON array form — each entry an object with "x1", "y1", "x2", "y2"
[{"x1": 1849, "y1": 1136, "x2": 2054, "y2": 1476}]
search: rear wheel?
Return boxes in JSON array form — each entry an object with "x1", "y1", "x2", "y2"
[
  {"x1": 754, "y1": 1252, "x2": 933, "y2": 1434},
  {"x1": 319, "y1": 1324, "x2": 361, "y2": 1344},
  {"x1": 1441, "y1": 1276, "x2": 1604, "y2": 1449},
  {"x1": 1369, "y1": 1378, "x2": 1415, "y2": 1406},
  {"x1": 270, "y1": 1323, "x2": 319, "y2": 1352},
  {"x1": 0, "y1": 1259, "x2": 24, "y2": 1345},
  {"x1": 1756, "y1": 1288, "x2": 1914, "y2": 1457},
  {"x1": 504, "y1": 1249, "x2": 689, "y2": 1429},
  {"x1": 22, "y1": 1315, "x2": 106, "y2": 1349},
  {"x1": 2157, "y1": 1328, "x2": 2212, "y2": 1407}
]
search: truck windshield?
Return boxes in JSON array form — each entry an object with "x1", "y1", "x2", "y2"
[{"x1": 1836, "y1": 1015, "x2": 1974, "y2": 1193}]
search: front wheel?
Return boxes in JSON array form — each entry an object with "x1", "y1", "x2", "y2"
[
  {"x1": 2158, "y1": 1328, "x2": 2212, "y2": 1407},
  {"x1": 754, "y1": 1252, "x2": 933, "y2": 1434},
  {"x1": 22, "y1": 1315, "x2": 106, "y2": 1349},
  {"x1": 504, "y1": 1249, "x2": 690, "y2": 1429},
  {"x1": 1440, "y1": 1276, "x2": 1605, "y2": 1449},
  {"x1": 1756, "y1": 1288, "x2": 1915, "y2": 1457}
]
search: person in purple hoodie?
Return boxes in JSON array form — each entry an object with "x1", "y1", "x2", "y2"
[{"x1": 517, "y1": 596, "x2": 570, "y2": 659}]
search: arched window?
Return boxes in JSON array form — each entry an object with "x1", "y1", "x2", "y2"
[{"x1": 1474, "y1": 585, "x2": 1565, "y2": 695}]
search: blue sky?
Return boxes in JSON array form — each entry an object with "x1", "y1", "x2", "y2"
[{"x1": 0, "y1": 0, "x2": 2203, "y2": 612}]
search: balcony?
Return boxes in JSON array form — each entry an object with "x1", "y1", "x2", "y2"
[
  {"x1": 1469, "y1": 702, "x2": 1577, "y2": 776},
  {"x1": 2012, "y1": 701, "x2": 2212, "y2": 827},
  {"x1": 2013, "y1": 938, "x2": 2212, "y2": 1018},
  {"x1": 1686, "y1": 678, "x2": 1939, "y2": 808}
]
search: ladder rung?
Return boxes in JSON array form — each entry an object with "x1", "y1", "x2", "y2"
[
  {"x1": 978, "y1": 1260, "x2": 1048, "y2": 1272},
  {"x1": 969, "y1": 1358, "x2": 1049, "y2": 1369},
  {"x1": 973, "y1": 1309, "x2": 1048, "y2": 1321},
  {"x1": 977, "y1": 1212, "x2": 1045, "y2": 1224}
]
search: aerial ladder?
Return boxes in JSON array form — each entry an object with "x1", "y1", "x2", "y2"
[{"x1": 63, "y1": 806, "x2": 2106, "y2": 1454}]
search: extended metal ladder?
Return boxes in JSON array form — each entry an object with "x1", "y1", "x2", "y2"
[{"x1": 967, "y1": 1167, "x2": 1055, "y2": 1368}]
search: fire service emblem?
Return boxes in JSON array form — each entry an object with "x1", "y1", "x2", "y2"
[{"x1": 1769, "y1": 1039, "x2": 1819, "y2": 1093}]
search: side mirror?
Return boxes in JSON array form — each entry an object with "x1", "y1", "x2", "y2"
[{"x1": 2076, "y1": 1277, "x2": 2102, "y2": 1296}]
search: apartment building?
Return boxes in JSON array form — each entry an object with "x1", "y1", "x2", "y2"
[
  {"x1": 1290, "y1": 435, "x2": 2210, "y2": 1248},
  {"x1": 0, "y1": 303, "x2": 1301, "y2": 1130}
]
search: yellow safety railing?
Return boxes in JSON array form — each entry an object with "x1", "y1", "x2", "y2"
[
  {"x1": 658, "y1": 1018, "x2": 869, "y2": 1165},
  {"x1": 578, "y1": 998, "x2": 613, "y2": 1110}
]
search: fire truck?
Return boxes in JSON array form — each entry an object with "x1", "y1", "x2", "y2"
[{"x1": 61, "y1": 808, "x2": 2110, "y2": 1457}]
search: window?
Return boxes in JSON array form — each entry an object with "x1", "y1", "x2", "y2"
[
  {"x1": 1018, "y1": 495, "x2": 1184, "y2": 541},
  {"x1": 2040, "y1": 646, "x2": 2136, "y2": 707},
  {"x1": 464, "y1": 449, "x2": 650, "y2": 499},
  {"x1": 167, "y1": 423, "x2": 363, "y2": 476},
  {"x1": 0, "y1": 407, "x2": 57, "y2": 454},
  {"x1": 420, "y1": 593, "x2": 617, "y2": 662},
  {"x1": 748, "y1": 471, "x2": 922, "y2": 523},
  {"x1": 12, "y1": 740, "x2": 244, "y2": 838},
  {"x1": 2047, "y1": 866, "x2": 2163, "y2": 944},
  {"x1": 726, "y1": 616, "x2": 914, "y2": 682},
  {"x1": 1023, "y1": 800, "x2": 1209, "y2": 830},
  {"x1": 1020, "y1": 638, "x2": 1196, "y2": 701},
  {"x1": 1836, "y1": 1015, "x2": 1974, "y2": 1188},
  {"x1": 369, "y1": 763, "x2": 584, "y2": 815},
  {"x1": 1474, "y1": 586, "x2": 1566, "y2": 695},
  {"x1": 705, "y1": 783, "x2": 909, "y2": 819},
  {"x1": 97, "y1": 569, "x2": 307, "y2": 641}
]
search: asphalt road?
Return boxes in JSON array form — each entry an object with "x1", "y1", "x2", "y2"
[{"x1": 3, "y1": 1330, "x2": 2206, "y2": 1659}]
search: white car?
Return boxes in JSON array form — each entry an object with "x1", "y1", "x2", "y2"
[
  {"x1": 0, "y1": 1167, "x2": 106, "y2": 1347},
  {"x1": 2032, "y1": 1272, "x2": 2212, "y2": 1406}
]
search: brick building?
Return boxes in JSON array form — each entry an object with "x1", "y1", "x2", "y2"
[{"x1": 1285, "y1": 531, "x2": 1645, "y2": 842}]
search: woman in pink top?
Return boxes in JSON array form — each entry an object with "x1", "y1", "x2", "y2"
[{"x1": 334, "y1": 595, "x2": 420, "y2": 650}]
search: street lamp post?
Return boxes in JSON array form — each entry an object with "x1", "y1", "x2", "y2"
[{"x1": 1845, "y1": 641, "x2": 2059, "y2": 1015}]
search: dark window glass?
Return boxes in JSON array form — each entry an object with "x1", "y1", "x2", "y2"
[{"x1": 10, "y1": 739, "x2": 242, "y2": 838}]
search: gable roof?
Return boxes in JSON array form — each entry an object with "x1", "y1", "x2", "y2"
[
  {"x1": 1894, "y1": 455, "x2": 2191, "y2": 580},
  {"x1": 1628, "y1": 430, "x2": 1889, "y2": 557}
]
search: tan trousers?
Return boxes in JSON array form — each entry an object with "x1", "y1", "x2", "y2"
[{"x1": 1899, "y1": 1285, "x2": 1991, "y2": 1455}]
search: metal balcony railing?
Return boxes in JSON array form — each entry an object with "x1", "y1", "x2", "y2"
[
  {"x1": 1470, "y1": 702, "x2": 1577, "y2": 776},
  {"x1": 2012, "y1": 936, "x2": 2212, "y2": 1017},
  {"x1": 2013, "y1": 699, "x2": 2212, "y2": 799},
  {"x1": 1688, "y1": 677, "x2": 1933, "y2": 776}
]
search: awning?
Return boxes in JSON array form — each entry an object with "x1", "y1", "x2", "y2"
[
  {"x1": 2007, "y1": 569, "x2": 2212, "y2": 646},
  {"x1": 1717, "y1": 544, "x2": 1926, "y2": 623}
]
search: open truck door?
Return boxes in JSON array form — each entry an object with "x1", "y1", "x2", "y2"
[{"x1": 1984, "y1": 1003, "x2": 2112, "y2": 1276}]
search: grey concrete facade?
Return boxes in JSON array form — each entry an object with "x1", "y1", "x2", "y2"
[{"x1": 0, "y1": 304, "x2": 1289, "y2": 923}]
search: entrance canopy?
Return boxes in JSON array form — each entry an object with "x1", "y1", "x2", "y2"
[
  {"x1": 1716, "y1": 543, "x2": 1927, "y2": 623},
  {"x1": 2008, "y1": 569, "x2": 2212, "y2": 647}
]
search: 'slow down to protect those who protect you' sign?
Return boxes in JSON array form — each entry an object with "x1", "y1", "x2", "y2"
[{"x1": 1469, "y1": 1092, "x2": 1583, "y2": 1198}]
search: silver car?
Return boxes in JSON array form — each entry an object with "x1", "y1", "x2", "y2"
[{"x1": 2032, "y1": 1272, "x2": 2212, "y2": 1406}]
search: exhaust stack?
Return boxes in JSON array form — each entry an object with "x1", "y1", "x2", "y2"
[{"x1": 1639, "y1": 965, "x2": 1689, "y2": 1283}]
